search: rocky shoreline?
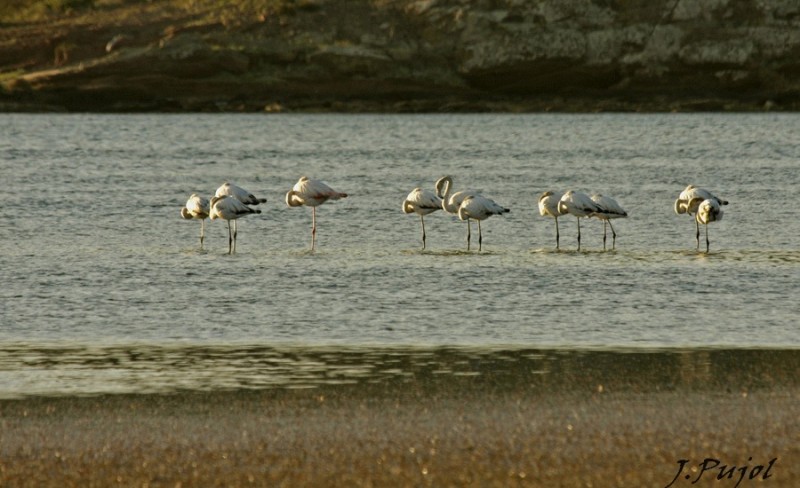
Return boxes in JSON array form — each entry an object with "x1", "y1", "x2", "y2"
[{"x1": 2, "y1": 0, "x2": 799, "y2": 113}]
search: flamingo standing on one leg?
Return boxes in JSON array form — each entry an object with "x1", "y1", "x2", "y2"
[
  {"x1": 457, "y1": 195, "x2": 510, "y2": 252},
  {"x1": 589, "y1": 194, "x2": 628, "y2": 250},
  {"x1": 180, "y1": 193, "x2": 210, "y2": 248},
  {"x1": 692, "y1": 197, "x2": 724, "y2": 253},
  {"x1": 285, "y1": 176, "x2": 348, "y2": 251},
  {"x1": 538, "y1": 190, "x2": 565, "y2": 249},
  {"x1": 674, "y1": 185, "x2": 728, "y2": 250},
  {"x1": 558, "y1": 190, "x2": 601, "y2": 251},
  {"x1": 215, "y1": 182, "x2": 266, "y2": 252},
  {"x1": 402, "y1": 187, "x2": 442, "y2": 250},
  {"x1": 435, "y1": 175, "x2": 480, "y2": 250},
  {"x1": 209, "y1": 195, "x2": 261, "y2": 254}
]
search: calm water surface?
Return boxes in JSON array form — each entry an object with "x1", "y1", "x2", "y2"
[{"x1": 0, "y1": 113, "x2": 798, "y2": 397}]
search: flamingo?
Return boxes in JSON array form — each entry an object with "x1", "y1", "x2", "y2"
[
  {"x1": 215, "y1": 182, "x2": 266, "y2": 251},
  {"x1": 693, "y1": 198, "x2": 724, "y2": 253},
  {"x1": 209, "y1": 195, "x2": 261, "y2": 254},
  {"x1": 435, "y1": 175, "x2": 481, "y2": 250},
  {"x1": 215, "y1": 182, "x2": 267, "y2": 206},
  {"x1": 538, "y1": 191, "x2": 565, "y2": 249},
  {"x1": 402, "y1": 187, "x2": 442, "y2": 250},
  {"x1": 674, "y1": 185, "x2": 728, "y2": 250},
  {"x1": 180, "y1": 193, "x2": 210, "y2": 248},
  {"x1": 457, "y1": 195, "x2": 510, "y2": 251},
  {"x1": 590, "y1": 194, "x2": 628, "y2": 250},
  {"x1": 285, "y1": 176, "x2": 348, "y2": 251},
  {"x1": 558, "y1": 190, "x2": 601, "y2": 251}
]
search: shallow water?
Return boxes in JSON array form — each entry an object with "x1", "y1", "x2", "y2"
[
  {"x1": 1, "y1": 113, "x2": 798, "y2": 397},
  {"x1": 1, "y1": 343, "x2": 798, "y2": 399}
]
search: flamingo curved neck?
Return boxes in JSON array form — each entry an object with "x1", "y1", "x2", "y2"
[
  {"x1": 437, "y1": 177, "x2": 464, "y2": 214},
  {"x1": 285, "y1": 191, "x2": 304, "y2": 207},
  {"x1": 674, "y1": 198, "x2": 687, "y2": 215}
]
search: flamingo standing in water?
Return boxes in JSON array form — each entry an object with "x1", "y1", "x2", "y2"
[
  {"x1": 180, "y1": 193, "x2": 210, "y2": 248},
  {"x1": 674, "y1": 185, "x2": 728, "y2": 250},
  {"x1": 558, "y1": 190, "x2": 601, "y2": 251},
  {"x1": 209, "y1": 195, "x2": 261, "y2": 254},
  {"x1": 285, "y1": 176, "x2": 348, "y2": 251},
  {"x1": 590, "y1": 194, "x2": 628, "y2": 250},
  {"x1": 692, "y1": 197, "x2": 724, "y2": 253},
  {"x1": 538, "y1": 190, "x2": 564, "y2": 249},
  {"x1": 402, "y1": 187, "x2": 442, "y2": 250},
  {"x1": 457, "y1": 195, "x2": 510, "y2": 251},
  {"x1": 435, "y1": 175, "x2": 481, "y2": 250},
  {"x1": 214, "y1": 182, "x2": 266, "y2": 251}
]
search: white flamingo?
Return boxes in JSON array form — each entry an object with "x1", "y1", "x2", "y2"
[
  {"x1": 402, "y1": 187, "x2": 442, "y2": 250},
  {"x1": 209, "y1": 195, "x2": 261, "y2": 254},
  {"x1": 590, "y1": 194, "x2": 628, "y2": 250},
  {"x1": 674, "y1": 185, "x2": 728, "y2": 250},
  {"x1": 457, "y1": 195, "x2": 510, "y2": 251},
  {"x1": 435, "y1": 175, "x2": 481, "y2": 250},
  {"x1": 693, "y1": 198, "x2": 724, "y2": 253},
  {"x1": 180, "y1": 193, "x2": 210, "y2": 248},
  {"x1": 285, "y1": 176, "x2": 348, "y2": 251},
  {"x1": 215, "y1": 182, "x2": 267, "y2": 206},
  {"x1": 558, "y1": 190, "x2": 601, "y2": 251},
  {"x1": 538, "y1": 190, "x2": 565, "y2": 249},
  {"x1": 214, "y1": 182, "x2": 266, "y2": 251}
]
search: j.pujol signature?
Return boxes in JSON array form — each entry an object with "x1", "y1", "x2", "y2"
[{"x1": 665, "y1": 457, "x2": 777, "y2": 488}]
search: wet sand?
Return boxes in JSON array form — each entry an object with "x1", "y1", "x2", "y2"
[{"x1": 1, "y1": 349, "x2": 798, "y2": 487}]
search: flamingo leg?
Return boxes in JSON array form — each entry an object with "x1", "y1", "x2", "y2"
[
  {"x1": 577, "y1": 217, "x2": 581, "y2": 251},
  {"x1": 478, "y1": 220, "x2": 483, "y2": 252},
  {"x1": 609, "y1": 220, "x2": 617, "y2": 250},
  {"x1": 602, "y1": 220, "x2": 607, "y2": 250},
  {"x1": 226, "y1": 220, "x2": 233, "y2": 254},
  {"x1": 695, "y1": 219, "x2": 700, "y2": 250},
  {"x1": 200, "y1": 219, "x2": 205, "y2": 248},
  {"x1": 466, "y1": 219, "x2": 471, "y2": 251},
  {"x1": 232, "y1": 220, "x2": 237, "y2": 253},
  {"x1": 555, "y1": 217, "x2": 560, "y2": 250},
  {"x1": 311, "y1": 207, "x2": 317, "y2": 251},
  {"x1": 420, "y1": 214, "x2": 426, "y2": 250},
  {"x1": 705, "y1": 223, "x2": 710, "y2": 253}
]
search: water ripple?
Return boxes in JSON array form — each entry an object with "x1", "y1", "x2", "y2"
[{"x1": 1, "y1": 344, "x2": 799, "y2": 399}]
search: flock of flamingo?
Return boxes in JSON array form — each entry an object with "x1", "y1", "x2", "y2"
[
  {"x1": 181, "y1": 177, "x2": 347, "y2": 253},
  {"x1": 181, "y1": 177, "x2": 727, "y2": 254}
]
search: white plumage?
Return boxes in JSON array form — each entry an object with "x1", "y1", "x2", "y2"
[
  {"x1": 694, "y1": 198, "x2": 724, "y2": 253},
  {"x1": 402, "y1": 187, "x2": 442, "y2": 250},
  {"x1": 214, "y1": 182, "x2": 266, "y2": 253},
  {"x1": 538, "y1": 190, "x2": 565, "y2": 249},
  {"x1": 558, "y1": 190, "x2": 601, "y2": 251},
  {"x1": 215, "y1": 182, "x2": 267, "y2": 206},
  {"x1": 285, "y1": 176, "x2": 348, "y2": 251},
  {"x1": 674, "y1": 185, "x2": 728, "y2": 250},
  {"x1": 457, "y1": 195, "x2": 510, "y2": 251},
  {"x1": 209, "y1": 195, "x2": 261, "y2": 254},
  {"x1": 435, "y1": 176, "x2": 479, "y2": 214},
  {"x1": 435, "y1": 175, "x2": 482, "y2": 250},
  {"x1": 674, "y1": 185, "x2": 726, "y2": 215},
  {"x1": 180, "y1": 193, "x2": 210, "y2": 248},
  {"x1": 590, "y1": 194, "x2": 628, "y2": 250}
]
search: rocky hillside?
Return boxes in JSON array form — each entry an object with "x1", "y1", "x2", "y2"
[{"x1": 2, "y1": 0, "x2": 799, "y2": 112}]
